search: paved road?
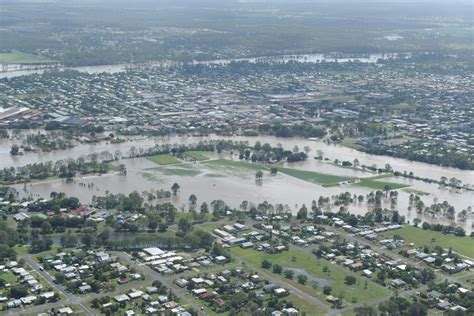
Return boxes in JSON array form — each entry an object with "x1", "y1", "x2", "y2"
[
  {"x1": 20, "y1": 255, "x2": 95, "y2": 316},
  {"x1": 112, "y1": 251, "x2": 206, "y2": 316}
]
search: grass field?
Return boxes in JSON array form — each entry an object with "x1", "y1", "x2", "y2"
[
  {"x1": 381, "y1": 225, "x2": 474, "y2": 259},
  {"x1": 354, "y1": 179, "x2": 409, "y2": 190},
  {"x1": 0, "y1": 272, "x2": 16, "y2": 283},
  {"x1": 339, "y1": 139, "x2": 364, "y2": 151},
  {"x1": 230, "y1": 247, "x2": 389, "y2": 304},
  {"x1": 0, "y1": 51, "x2": 56, "y2": 64},
  {"x1": 146, "y1": 154, "x2": 181, "y2": 165},
  {"x1": 278, "y1": 167, "x2": 355, "y2": 187},
  {"x1": 181, "y1": 151, "x2": 210, "y2": 161}
]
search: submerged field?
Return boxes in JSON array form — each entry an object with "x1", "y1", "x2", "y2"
[
  {"x1": 144, "y1": 157, "x2": 409, "y2": 191},
  {"x1": 146, "y1": 154, "x2": 182, "y2": 165}
]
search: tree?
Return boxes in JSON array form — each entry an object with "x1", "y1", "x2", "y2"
[
  {"x1": 41, "y1": 221, "x2": 53, "y2": 234},
  {"x1": 354, "y1": 305, "x2": 377, "y2": 316},
  {"x1": 413, "y1": 218, "x2": 421, "y2": 227},
  {"x1": 178, "y1": 218, "x2": 192, "y2": 234},
  {"x1": 296, "y1": 205, "x2": 308, "y2": 220},
  {"x1": 272, "y1": 264, "x2": 283, "y2": 274},
  {"x1": 353, "y1": 159, "x2": 360, "y2": 167},
  {"x1": 171, "y1": 183, "x2": 180, "y2": 196},
  {"x1": 10, "y1": 144, "x2": 20, "y2": 156},
  {"x1": 81, "y1": 232, "x2": 96, "y2": 248},
  {"x1": 316, "y1": 149, "x2": 324, "y2": 160},
  {"x1": 9, "y1": 285, "x2": 28, "y2": 298},
  {"x1": 323, "y1": 286, "x2": 332, "y2": 295},
  {"x1": 200, "y1": 202, "x2": 209, "y2": 214},
  {"x1": 255, "y1": 170, "x2": 263, "y2": 181},
  {"x1": 345, "y1": 275, "x2": 356, "y2": 285},
  {"x1": 261, "y1": 259, "x2": 272, "y2": 269},
  {"x1": 188, "y1": 194, "x2": 197, "y2": 205},
  {"x1": 297, "y1": 274, "x2": 308, "y2": 285},
  {"x1": 284, "y1": 269, "x2": 294, "y2": 279}
]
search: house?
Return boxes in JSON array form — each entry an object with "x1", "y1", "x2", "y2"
[
  {"x1": 214, "y1": 255, "x2": 228, "y2": 264},
  {"x1": 96, "y1": 252, "x2": 111, "y2": 263},
  {"x1": 146, "y1": 286, "x2": 158, "y2": 294},
  {"x1": 273, "y1": 288, "x2": 287, "y2": 297},
  {"x1": 78, "y1": 284, "x2": 92, "y2": 293},
  {"x1": 282, "y1": 307, "x2": 298, "y2": 316},
  {"x1": 58, "y1": 307, "x2": 74, "y2": 315},
  {"x1": 192, "y1": 288, "x2": 207, "y2": 296},
  {"x1": 424, "y1": 257, "x2": 436, "y2": 265},
  {"x1": 114, "y1": 294, "x2": 130, "y2": 302},
  {"x1": 13, "y1": 213, "x2": 29, "y2": 222},
  {"x1": 20, "y1": 296, "x2": 37, "y2": 305},
  {"x1": 436, "y1": 300, "x2": 450, "y2": 310},
  {"x1": 176, "y1": 279, "x2": 188, "y2": 288},
  {"x1": 128, "y1": 290, "x2": 144, "y2": 299},
  {"x1": 391, "y1": 279, "x2": 406, "y2": 288},
  {"x1": 240, "y1": 242, "x2": 254, "y2": 249},
  {"x1": 6, "y1": 299, "x2": 21, "y2": 309},
  {"x1": 233, "y1": 223, "x2": 247, "y2": 231}
]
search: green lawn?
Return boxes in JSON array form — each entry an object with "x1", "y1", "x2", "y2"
[
  {"x1": 0, "y1": 51, "x2": 56, "y2": 64},
  {"x1": 13, "y1": 244, "x2": 30, "y2": 256},
  {"x1": 146, "y1": 154, "x2": 181, "y2": 165},
  {"x1": 339, "y1": 139, "x2": 364, "y2": 151},
  {"x1": 181, "y1": 151, "x2": 210, "y2": 161},
  {"x1": 230, "y1": 247, "x2": 390, "y2": 305},
  {"x1": 381, "y1": 225, "x2": 474, "y2": 259},
  {"x1": 197, "y1": 222, "x2": 222, "y2": 231},
  {"x1": 278, "y1": 167, "x2": 355, "y2": 187},
  {"x1": 0, "y1": 272, "x2": 16, "y2": 283}
]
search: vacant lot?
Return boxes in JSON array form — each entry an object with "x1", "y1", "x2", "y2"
[
  {"x1": 181, "y1": 151, "x2": 210, "y2": 161},
  {"x1": 230, "y1": 247, "x2": 389, "y2": 305}
]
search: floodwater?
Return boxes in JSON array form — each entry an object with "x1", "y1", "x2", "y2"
[
  {"x1": 0, "y1": 53, "x2": 405, "y2": 79},
  {"x1": 4, "y1": 134, "x2": 473, "y2": 233}
]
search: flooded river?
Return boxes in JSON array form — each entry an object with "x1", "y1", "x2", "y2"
[
  {"x1": 3, "y1": 134, "x2": 472, "y2": 233},
  {"x1": 0, "y1": 52, "x2": 406, "y2": 79}
]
